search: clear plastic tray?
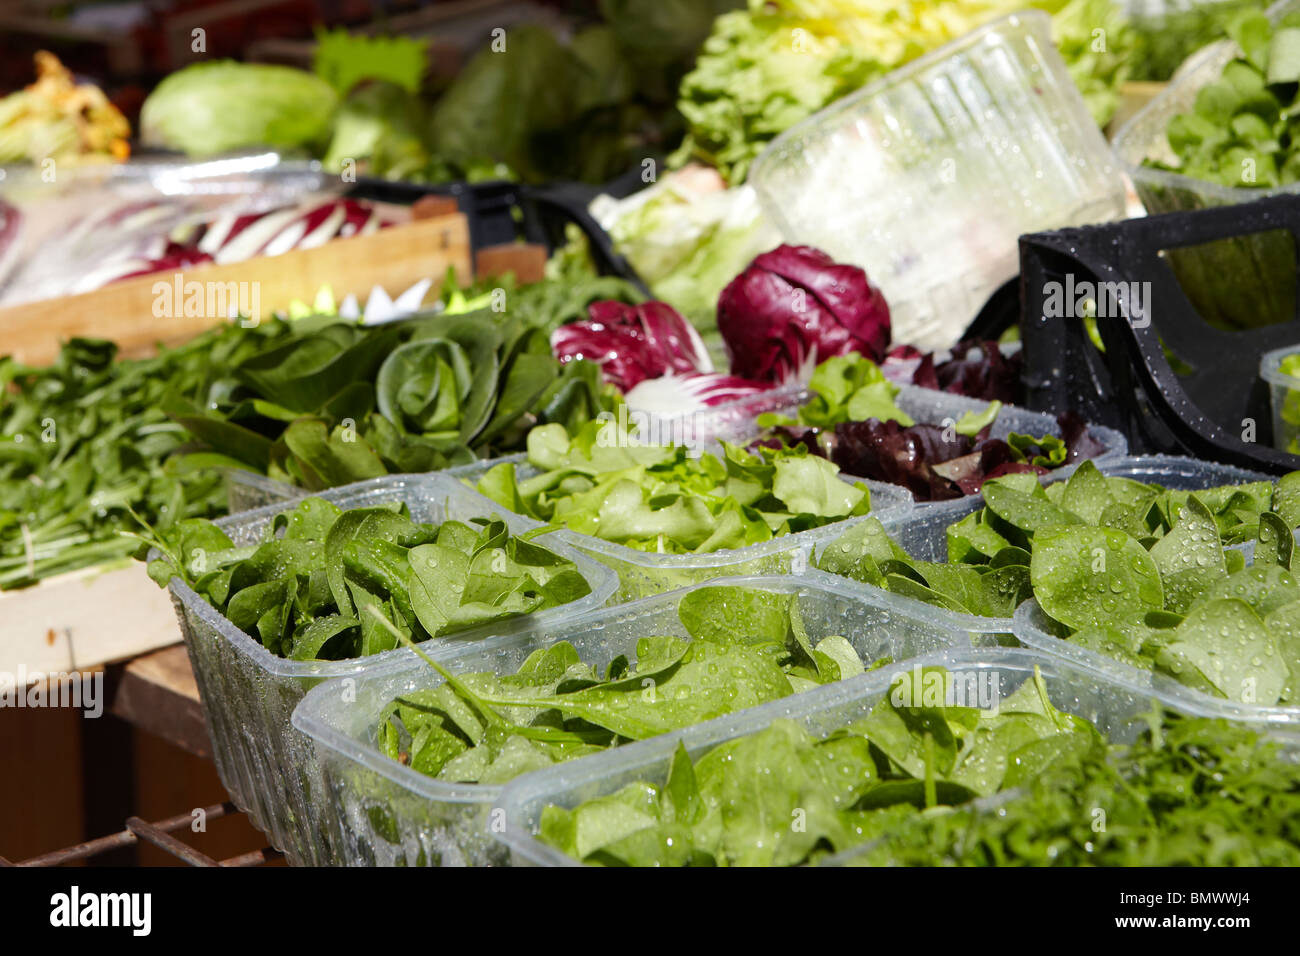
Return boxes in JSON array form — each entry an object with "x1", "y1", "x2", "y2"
[
  {"x1": 495, "y1": 645, "x2": 1227, "y2": 867},
  {"x1": 162, "y1": 473, "x2": 618, "y2": 865},
  {"x1": 749, "y1": 11, "x2": 1125, "y2": 350},
  {"x1": 447, "y1": 451, "x2": 913, "y2": 603},
  {"x1": 1259, "y1": 344, "x2": 1300, "y2": 454},
  {"x1": 1112, "y1": 0, "x2": 1300, "y2": 328},
  {"x1": 291, "y1": 573, "x2": 1006, "y2": 866}
]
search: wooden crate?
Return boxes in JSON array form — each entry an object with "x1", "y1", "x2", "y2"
[{"x1": 0, "y1": 210, "x2": 472, "y2": 366}]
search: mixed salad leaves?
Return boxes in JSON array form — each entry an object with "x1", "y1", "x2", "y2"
[
  {"x1": 377, "y1": 585, "x2": 882, "y2": 785},
  {"x1": 538, "y1": 665, "x2": 1101, "y2": 866},
  {"x1": 474, "y1": 418, "x2": 873, "y2": 555},
  {"x1": 818, "y1": 462, "x2": 1300, "y2": 706},
  {"x1": 756, "y1": 353, "x2": 1103, "y2": 501},
  {"x1": 146, "y1": 497, "x2": 592, "y2": 661}
]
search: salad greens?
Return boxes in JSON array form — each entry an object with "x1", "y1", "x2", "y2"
[
  {"x1": 1152, "y1": 10, "x2": 1300, "y2": 188},
  {"x1": 377, "y1": 585, "x2": 881, "y2": 785},
  {"x1": 847, "y1": 709, "x2": 1300, "y2": 866},
  {"x1": 1128, "y1": 0, "x2": 1267, "y2": 82},
  {"x1": 818, "y1": 462, "x2": 1300, "y2": 705},
  {"x1": 473, "y1": 419, "x2": 873, "y2": 554},
  {"x1": 146, "y1": 496, "x2": 592, "y2": 661},
  {"x1": 170, "y1": 276, "x2": 638, "y2": 491},
  {"x1": 538, "y1": 665, "x2": 1099, "y2": 866},
  {"x1": 1274, "y1": 351, "x2": 1300, "y2": 454}
]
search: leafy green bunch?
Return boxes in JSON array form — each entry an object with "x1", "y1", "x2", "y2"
[
  {"x1": 474, "y1": 418, "x2": 874, "y2": 554},
  {"x1": 1154, "y1": 9, "x2": 1300, "y2": 188},
  {"x1": 171, "y1": 278, "x2": 635, "y2": 492},
  {"x1": 146, "y1": 497, "x2": 592, "y2": 661},
  {"x1": 378, "y1": 585, "x2": 878, "y2": 785},
  {"x1": 847, "y1": 710, "x2": 1300, "y2": 866},
  {"x1": 540, "y1": 666, "x2": 1099, "y2": 866}
]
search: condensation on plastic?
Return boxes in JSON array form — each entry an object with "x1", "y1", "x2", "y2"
[
  {"x1": 1014, "y1": 599, "x2": 1300, "y2": 729},
  {"x1": 291, "y1": 573, "x2": 1007, "y2": 866},
  {"x1": 446, "y1": 450, "x2": 913, "y2": 603},
  {"x1": 164, "y1": 473, "x2": 617, "y2": 865},
  {"x1": 1259, "y1": 345, "x2": 1300, "y2": 454},
  {"x1": 749, "y1": 11, "x2": 1126, "y2": 350},
  {"x1": 495, "y1": 645, "x2": 1222, "y2": 867}
]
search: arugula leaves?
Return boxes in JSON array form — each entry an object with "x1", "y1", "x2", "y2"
[
  {"x1": 848, "y1": 709, "x2": 1300, "y2": 866},
  {"x1": 538, "y1": 665, "x2": 1099, "y2": 866},
  {"x1": 473, "y1": 420, "x2": 873, "y2": 554},
  {"x1": 375, "y1": 585, "x2": 881, "y2": 785},
  {"x1": 146, "y1": 497, "x2": 592, "y2": 661},
  {"x1": 0, "y1": 333, "x2": 266, "y2": 591},
  {"x1": 816, "y1": 461, "x2": 1300, "y2": 706}
]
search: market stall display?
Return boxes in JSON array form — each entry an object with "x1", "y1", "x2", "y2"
[{"x1": 9, "y1": 1, "x2": 1300, "y2": 878}]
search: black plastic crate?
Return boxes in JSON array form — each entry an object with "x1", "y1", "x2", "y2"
[{"x1": 1018, "y1": 195, "x2": 1300, "y2": 475}]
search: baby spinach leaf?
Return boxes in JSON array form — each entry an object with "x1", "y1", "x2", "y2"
[
  {"x1": 1031, "y1": 526, "x2": 1164, "y2": 634},
  {"x1": 1148, "y1": 496, "x2": 1227, "y2": 614}
]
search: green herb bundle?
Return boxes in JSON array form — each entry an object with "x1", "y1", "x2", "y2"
[
  {"x1": 474, "y1": 419, "x2": 873, "y2": 554},
  {"x1": 378, "y1": 585, "x2": 879, "y2": 785},
  {"x1": 0, "y1": 331, "x2": 269, "y2": 591},
  {"x1": 538, "y1": 666, "x2": 1100, "y2": 866},
  {"x1": 147, "y1": 497, "x2": 592, "y2": 661}
]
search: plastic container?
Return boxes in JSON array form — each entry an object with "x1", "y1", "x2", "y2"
[
  {"x1": 1260, "y1": 345, "x2": 1300, "y2": 454},
  {"x1": 495, "y1": 645, "x2": 1222, "y2": 867},
  {"x1": 163, "y1": 473, "x2": 618, "y2": 866},
  {"x1": 447, "y1": 451, "x2": 913, "y2": 603},
  {"x1": 1113, "y1": 0, "x2": 1300, "y2": 330},
  {"x1": 292, "y1": 573, "x2": 1006, "y2": 866},
  {"x1": 749, "y1": 11, "x2": 1126, "y2": 350}
]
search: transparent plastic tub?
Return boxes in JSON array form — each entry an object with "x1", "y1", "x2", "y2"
[
  {"x1": 496, "y1": 645, "x2": 1233, "y2": 867},
  {"x1": 749, "y1": 11, "x2": 1125, "y2": 350},
  {"x1": 813, "y1": 454, "x2": 1276, "y2": 631},
  {"x1": 1113, "y1": 0, "x2": 1300, "y2": 329},
  {"x1": 1015, "y1": 599, "x2": 1300, "y2": 730},
  {"x1": 162, "y1": 473, "x2": 618, "y2": 866},
  {"x1": 448, "y1": 451, "x2": 913, "y2": 603},
  {"x1": 1260, "y1": 344, "x2": 1300, "y2": 454},
  {"x1": 292, "y1": 573, "x2": 1005, "y2": 866}
]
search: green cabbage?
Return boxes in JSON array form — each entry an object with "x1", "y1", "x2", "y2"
[{"x1": 140, "y1": 60, "x2": 338, "y2": 156}]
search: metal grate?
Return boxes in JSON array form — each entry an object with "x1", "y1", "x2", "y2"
[{"x1": 0, "y1": 802, "x2": 281, "y2": 867}]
